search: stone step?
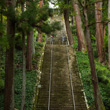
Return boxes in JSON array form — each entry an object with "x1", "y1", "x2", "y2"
[{"x1": 35, "y1": 17, "x2": 87, "y2": 110}]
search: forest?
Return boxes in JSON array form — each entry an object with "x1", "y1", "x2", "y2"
[{"x1": 0, "y1": 0, "x2": 110, "y2": 110}]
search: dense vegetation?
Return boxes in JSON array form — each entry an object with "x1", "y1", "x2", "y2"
[
  {"x1": 73, "y1": 35, "x2": 110, "y2": 110},
  {"x1": 0, "y1": 0, "x2": 110, "y2": 110},
  {"x1": 0, "y1": 33, "x2": 46, "y2": 109}
]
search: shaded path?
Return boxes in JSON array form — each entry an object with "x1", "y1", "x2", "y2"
[{"x1": 34, "y1": 17, "x2": 88, "y2": 110}]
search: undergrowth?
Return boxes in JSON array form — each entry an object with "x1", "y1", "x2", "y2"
[
  {"x1": 14, "y1": 69, "x2": 38, "y2": 109},
  {"x1": 73, "y1": 35, "x2": 110, "y2": 110},
  {"x1": 0, "y1": 39, "x2": 45, "y2": 110}
]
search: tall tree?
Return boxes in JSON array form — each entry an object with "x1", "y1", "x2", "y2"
[
  {"x1": 83, "y1": 1, "x2": 105, "y2": 109},
  {"x1": 64, "y1": 0, "x2": 74, "y2": 45},
  {"x1": 108, "y1": 0, "x2": 110, "y2": 69},
  {"x1": 71, "y1": 15, "x2": 74, "y2": 26},
  {"x1": 4, "y1": 0, "x2": 15, "y2": 109},
  {"x1": 21, "y1": 3, "x2": 26, "y2": 110},
  {"x1": 40, "y1": 0, "x2": 44, "y2": 7},
  {"x1": 0, "y1": 6, "x2": 3, "y2": 23},
  {"x1": 26, "y1": 0, "x2": 35, "y2": 70},
  {"x1": 0, "y1": 0, "x2": 5, "y2": 75},
  {"x1": 95, "y1": 0, "x2": 106, "y2": 64},
  {"x1": 26, "y1": 30, "x2": 33, "y2": 70},
  {"x1": 32, "y1": 31, "x2": 35, "y2": 54},
  {"x1": 21, "y1": 32, "x2": 26, "y2": 110},
  {"x1": 0, "y1": 4, "x2": 3, "y2": 73},
  {"x1": 72, "y1": 0, "x2": 86, "y2": 51},
  {"x1": 38, "y1": 0, "x2": 43, "y2": 42}
]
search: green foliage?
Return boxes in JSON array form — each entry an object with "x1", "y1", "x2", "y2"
[
  {"x1": 34, "y1": 52, "x2": 41, "y2": 58},
  {"x1": 91, "y1": 31, "x2": 108, "y2": 58},
  {"x1": 41, "y1": 23, "x2": 51, "y2": 34},
  {"x1": 0, "y1": 54, "x2": 5, "y2": 108},
  {"x1": 0, "y1": 23, "x2": 8, "y2": 51},
  {"x1": 92, "y1": 43, "x2": 98, "y2": 58},
  {"x1": 16, "y1": 1, "x2": 60, "y2": 36},
  {"x1": 73, "y1": 36, "x2": 78, "y2": 50},
  {"x1": 76, "y1": 51, "x2": 94, "y2": 105},
  {"x1": 96, "y1": 62, "x2": 110, "y2": 84},
  {"x1": 0, "y1": 23, "x2": 5, "y2": 35},
  {"x1": 103, "y1": 34, "x2": 108, "y2": 52},
  {"x1": 14, "y1": 69, "x2": 38, "y2": 109},
  {"x1": 37, "y1": 5, "x2": 49, "y2": 22},
  {"x1": 16, "y1": 1, "x2": 52, "y2": 33},
  {"x1": 51, "y1": 21, "x2": 62, "y2": 31},
  {"x1": 102, "y1": 1, "x2": 108, "y2": 22},
  {"x1": 0, "y1": 93, "x2": 4, "y2": 110},
  {"x1": 0, "y1": 53, "x2": 5, "y2": 92},
  {"x1": 41, "y1": 21, "x2": 62, "y2": 35},
  {"x1": 71, "y1": 26, "x2": 77, "y2": 35},
  {"x1": 17, "y1": 21, "x2": 32, "y2": 33},
  {"x1": 6, "y1": 6, "x2": 16, "y2": 21},
  {"x1": 15, "y1": 50, "x2": 23, "y2": 68},
  {"x1": 74, "y1": 35, "x2": 110, "y2": 109},
  {"x1": 0, "y1": 49, "x2": 40, "y2": 110},
  {"x1": 95, "y1": 62, "x2": 110, "y2": 110},
  {"x1": 76, "y1": 50, "x2": 110, "y2": 109},
  {"x1": 91, "y1": 35, "x2": 96, "y2": 41},
  {"x1": 15, "y1": 33, "x2": 22, "y2": 50},
  {"x1": 0, "y1": 0, "x2": 6, "y2": 8},
  {"x1": 48, "y1": 8, "x2": 54, "y2": 17},
  {"x1": 42, "y1": 33, "x2": 46, "y2": 42},
  {"x1": 36, "y1": 42, "x2": 43, "y2": 48},
  {"x1": 0, "y1": 36, "x2": 9, "y2": 51},
  {"x1": 54, "y1": 0, "x2": 73, "y2": 14},
  {"x1": 0, "y1": 79, "x2": 4, "y2": 90}
]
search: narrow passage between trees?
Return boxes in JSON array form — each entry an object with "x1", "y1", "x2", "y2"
[
  {"x1": 34, "y1": 36, "x2": 88, "y2": 110},
  {"x1": 33, "y1": 17, "x2": 88, "y2": 110}
]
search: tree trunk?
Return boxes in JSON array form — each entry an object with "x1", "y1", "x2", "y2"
[
  {"x1": 95, "y1": 0, "x2": 106, "y2": 64},
  {"x1": 103, "y1": 24, "x2": 106, "y2": 38},
  {"x1": 64, "y1": 9, "x2": 74, "y2": 45},
  {"x1": 72, "y1": 0, "x2": 86, "y2": 51},
  {"x1": 1, "y1": 8, "x2": 3, "y2": 23},
  {"x1": 0, "y1": 7, "x2": 3, "y2": 74},
  {"x1": 26, "y1": 31, "x2": 33, "y2": 70},
  {"x1": 32, "y1": 31, "x2": 35, "y2": 54},
  {"x1": 4, "y1": 0, "x2": 15, "y2": 110},
  {"x1": 40, "y1": 0, "x2": 43, "y2": 7},
  {"x1": 83, "y1": 4, "x2": 105, "y2": 110},
  {"x1": 108, "y1": 0, "x2": 110, "y2": 69},
  {"x1": 21, "y1": 4, "x2": 26, "y2": 110},
  {"x1": 38, "y1": 30, "x2": 42, "y2": 43},
  {"x1": 38, "y1": 0, "x2": 43, "y2": 42},
  {"x1": 21, "y1": 32, "x2": 26, "y2": 110},
  {"x1": 71, "y1": 16, "x2": 74, "y2": 26}
]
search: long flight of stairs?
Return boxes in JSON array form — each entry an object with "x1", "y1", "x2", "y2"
[{"x1": 34, "y1": 37, "x2": 88, "y2": 110}]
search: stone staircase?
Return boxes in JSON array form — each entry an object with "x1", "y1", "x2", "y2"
[
  {"x1": 34, "y1": 16, "x2": 88, "y2": 110},
  {"x1": 34, "y1": 37, "x2": 87, "y2": 110}
]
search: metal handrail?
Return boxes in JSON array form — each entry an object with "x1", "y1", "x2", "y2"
[
  {"x1": 48, "y1": 40, "x2": 53, "y2": 110},
  {"x1": 48, "y1": 38, "x2": 76, "y2": 110},
  {"x1": 66, "y1": 39, "x2": 76, "y2": 110}
]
